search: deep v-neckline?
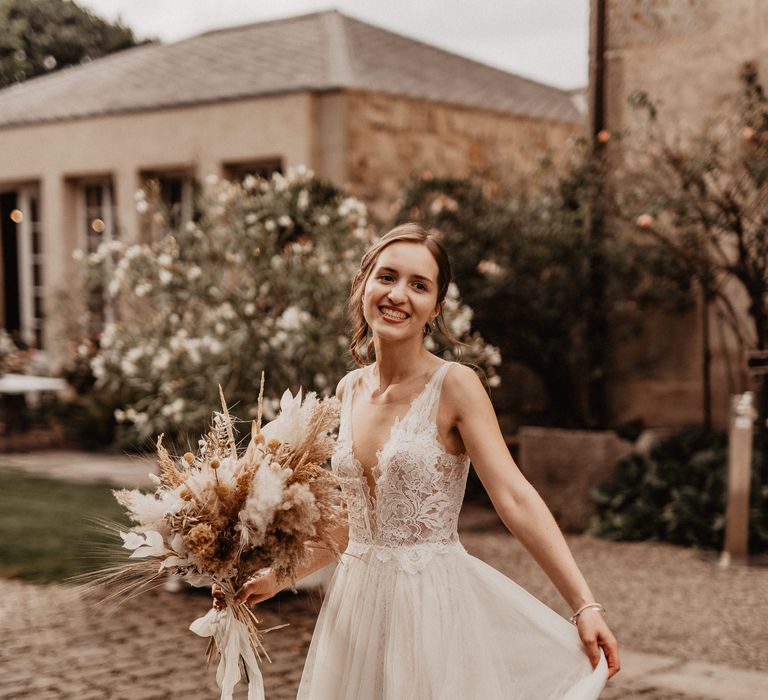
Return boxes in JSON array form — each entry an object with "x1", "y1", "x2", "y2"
[{"x1": 348, "y1": 362, "x2": 446, "y2": 507}]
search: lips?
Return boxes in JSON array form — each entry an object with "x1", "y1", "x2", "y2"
[{"x1": 379, "y1": 306, "x2": 409, "y2": 322}]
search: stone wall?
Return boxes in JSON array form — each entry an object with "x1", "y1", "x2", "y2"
[
  {"x1": 601, "y1": 0, "x2": 768, "y2": 136},
  {"x1": 592, "y1": 0, "x2": 766, "y2": 430},
  {"x1": 344, "y1": 90, "x2": 584, "y2": 220},
  {"x1": 608, "y1": 291, "x2": 749, "y2": 431},
  {"x1": 517, "y1": 426, "x2": 633, "y2": 532}
]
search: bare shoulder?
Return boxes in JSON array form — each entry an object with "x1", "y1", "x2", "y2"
[
  {"x1": 441, "y1": 362, "x2": 490, "y2": 417},
  {"x1": 334, "y1": 374, "x2": 348, "y2": 401},
  {"x1": 334, "y1": 368, "x2": 360, "y2": 401}
]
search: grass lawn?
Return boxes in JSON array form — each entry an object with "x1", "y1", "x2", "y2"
[{"x1": 0, "y1": 468, "x2": 131, "y2": 583}]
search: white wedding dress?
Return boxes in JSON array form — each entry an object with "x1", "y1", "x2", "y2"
[{"x1": 297, "y1": 361, "x2": 608, "y2": 699}]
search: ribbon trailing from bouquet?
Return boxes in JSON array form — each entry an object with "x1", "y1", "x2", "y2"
[{"x1": 190, "y1": 607, "x2": 265, "y2": 700}]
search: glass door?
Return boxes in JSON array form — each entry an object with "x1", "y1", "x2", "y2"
[
  {"x1": 16, "y1": 185, "x2": 44, "y2": 348},
  {"x1": 79, "y1": 179, "x2": 118, "y2": 335}
]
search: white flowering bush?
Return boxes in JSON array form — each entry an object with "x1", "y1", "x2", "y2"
[
  {"x1": 0, "y1": 328, "x2": 53, "y2": 376},
  {"x1": 0, "y1": 329, "x2": 17, "y2": 375},
  {"x1": 74, "y1": 167, "x2": 500, "y2": 444},
  {"x1": 424, "y1": 283, "x2": 502, "y2": 388}
]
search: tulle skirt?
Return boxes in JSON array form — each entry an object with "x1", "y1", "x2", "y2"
[{"x1": 297, "y1": 540, "x2": 608, "y2": 699}]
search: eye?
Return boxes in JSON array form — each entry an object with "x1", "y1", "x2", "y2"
[
  {"x1": 413, "y1": 282, "x2": 428, "y2": 291},
  {"x1": 378, "y1": 273, "x2": 395, "y2": 282}
]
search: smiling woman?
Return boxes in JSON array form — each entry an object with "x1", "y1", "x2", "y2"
[
  {"x1": 347, "y1": 223, "x2": 461, "y2": 365},
  {"x1": 220, "y1": 222, "x2": 619, "y2": 698}
]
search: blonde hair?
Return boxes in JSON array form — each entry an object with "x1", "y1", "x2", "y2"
[{"x1": 347, "y1": 223, "x2": 461, "y2": 366}]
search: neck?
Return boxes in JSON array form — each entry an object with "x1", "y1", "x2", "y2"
[{"x1": 371, "y1": 334, "x2": 432, "y2": 391}]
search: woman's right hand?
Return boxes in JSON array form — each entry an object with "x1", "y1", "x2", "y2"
[
  {"x1": 234, "y1": 569, "x2": 283, "y2": 606},
  {"x1": 211, "y1": 570, "x2": 282, "y2": 611}
]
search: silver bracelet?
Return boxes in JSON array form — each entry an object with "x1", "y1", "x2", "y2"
[{"x1": 569, "y1": 602, "x2": 606, "y2": 625}]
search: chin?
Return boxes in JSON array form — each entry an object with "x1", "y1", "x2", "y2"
[
  {"x1": 375, "y1": 328, "x2": 424, "y2": 341},
  {"x1": 371, "y1": 320, "x2": 417, "y2": 340}
]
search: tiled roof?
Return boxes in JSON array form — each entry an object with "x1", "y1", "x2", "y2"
[{"x1": 0, "y1": 10, "x2": 584, "y2": 129}]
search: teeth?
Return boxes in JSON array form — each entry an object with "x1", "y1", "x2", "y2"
[{"x1": 380, "y1": 307, "x2": 408, "y2": 320}]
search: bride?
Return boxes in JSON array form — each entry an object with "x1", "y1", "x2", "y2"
[{"x1": 214, "y1": 223, "x2": 620, "y2": 698}]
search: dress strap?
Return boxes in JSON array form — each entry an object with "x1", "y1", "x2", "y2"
[
  {"x1": 426, "y1": 361, "x2": 454, "y2": 424},
  {"x1": 340, "y1": 368, "x2": 363, "y2": 441}
]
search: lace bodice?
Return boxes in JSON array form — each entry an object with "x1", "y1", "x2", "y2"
[{"x1": 332, "y1": 361, "x2": 471, "y2": 573}]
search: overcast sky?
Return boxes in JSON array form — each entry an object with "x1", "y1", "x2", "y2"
[{"x1": 76, "y1": 0, "x2": 590, "y2": 90}]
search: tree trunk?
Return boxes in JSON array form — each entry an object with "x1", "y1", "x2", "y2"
[
  {"x1": 752, "y1": 302, "x2": 768, "y2": 483},
  {"x1": 701, "y1": 285, "x2": 713, "y2": 432},
  {"x1": 542, "y1": 364, "x2": 586, "y2": 428},
  {"x1": 585, "y1": 152, "x2": 609, "y2": 429}
]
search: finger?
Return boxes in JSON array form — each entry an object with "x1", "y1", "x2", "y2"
[
  {"x1": 234, "y1": 574, "x2": 268, "y2": 604},
  {"x1": 233, "y1": 583, "x2": 247, "y2": 604},
  {"x1": 581, "y1": 634, "x2": 601, "y2": 669},
  {"x1": 233, "y1": 584, "x2": 256, "y2": 606},
  {"x1": 603, "y1": 640, "x2": 621, "y2": 677}
]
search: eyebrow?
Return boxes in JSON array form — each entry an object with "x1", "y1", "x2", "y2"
[{"x1": 376, "y1": 265, "x2": 434, "y2": 284}]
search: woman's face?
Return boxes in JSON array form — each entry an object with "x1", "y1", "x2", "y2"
[{"x1": 362, "y1": 241, "x2": 442, "y2": 342}]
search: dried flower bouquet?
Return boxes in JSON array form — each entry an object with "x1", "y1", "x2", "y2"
[{"x1": 91, "y1": 377, "x2": 344, "y2": 700}]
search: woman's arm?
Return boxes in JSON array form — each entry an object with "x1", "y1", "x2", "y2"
[
  {"x1": 292, "y1": 522, "x2": 349, "y2": 580},
  {"x1": 444, "y1": 364, "x2": 620, "y2": 677},
  {"x1": 215, "y1": 522, "x2": 350, "y2": 608}
]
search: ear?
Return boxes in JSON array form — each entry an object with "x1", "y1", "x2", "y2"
[{"x1": 432, "y1": 299, "x2": 446, "y2": 320}]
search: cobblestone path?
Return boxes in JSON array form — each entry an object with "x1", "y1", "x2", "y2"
[
  {"x1": 1, "y1": 507, "x2": 765, "y2": 699},
  {"x1": 0, "y1": 578, "x2": 318, "y2": 700},
  {"x1": 0, "y1": 576, "x2": 715, "y2": 700}
]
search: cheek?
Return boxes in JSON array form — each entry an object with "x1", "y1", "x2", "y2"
[
  {"x1": 361, "y1": 281, "x2": 376, "y2": 305},
  {"x1": 361, "y1": 281, "x2": 380, "y2": 316},
  {"x1": 418, "y1": 294, "x2": 439, "y2": 316}
]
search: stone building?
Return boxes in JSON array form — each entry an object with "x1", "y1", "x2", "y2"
[
  {"x1": 0, "y1": 9, "x2": 583, "y2": 358},
  {"x1": 591, "y1": 0, "x2": 768, "y2": 138},
  {"x1": 589, "y1": 0, "x2": 768, "y2": 429}
]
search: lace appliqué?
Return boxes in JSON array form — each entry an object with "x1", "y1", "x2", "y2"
[{"x1": 332, "y1": 363, "x2": 471, "y2": 574}]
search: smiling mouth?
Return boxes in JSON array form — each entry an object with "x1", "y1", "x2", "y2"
[{"x1": 379, "y1": 306, "x2": 409, "y2": 321}]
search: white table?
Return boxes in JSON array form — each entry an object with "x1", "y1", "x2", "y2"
[
  {"x1": 0, "y1": 373, "x2": 68, "y2": 394},
  {"x1": 0, "y1": 373, "x2": 69, "y2": 434}
]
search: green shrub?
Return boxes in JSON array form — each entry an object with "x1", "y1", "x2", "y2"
[
  {"x1": 393, "y1": 165, "x2": 690, "y2": 428},
  {"x1": 589, "y1": 427, "x2": 768, "y2": 553}
]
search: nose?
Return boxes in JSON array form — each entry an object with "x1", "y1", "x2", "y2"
[{"x1": 387, "y1": 282, "x2": 408, "y2": 304}]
